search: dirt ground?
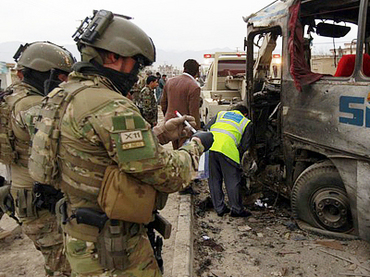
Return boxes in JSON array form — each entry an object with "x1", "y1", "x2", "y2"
[
  {"x1": 0, "y1": 192, "x2": 178, "y2": 277},
  {"x1": 1, "y1": 181, "x2": 370, "y2": 277},
  {"x1": 192, "y1": 180, "x2": 370, "y2": 277},
  {"x1": 0, "y1": 217, "x2": 44, "y2": 276}
]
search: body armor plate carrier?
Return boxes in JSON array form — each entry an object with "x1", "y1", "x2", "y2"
[{"x1": 29, "y1": 83, "x2": 88, "y2": 186}]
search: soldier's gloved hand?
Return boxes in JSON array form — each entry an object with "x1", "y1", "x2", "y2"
[
  {"x1": 191, "y1": 131, "x2": 214, "y2": 151},
  {"x1": 166, "y1": 115, "x2": 196, "y2": 138},
  {"x1": 152, "y1": 115, "x2": 196, "y2": 145}
]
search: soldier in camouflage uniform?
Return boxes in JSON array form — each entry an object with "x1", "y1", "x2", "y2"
[
  {"x1": 139, "y1": 75, "x2": 158, "y2": 127},
  {"x1": 3, "y1": 42, "x2": 75, "y2": 276},
  {"x1": 131, "y1": 70, "x2": 146, "y2": 107},
  {"x1": 29, "y1": 10, "x2": 213, "y2": 277}
]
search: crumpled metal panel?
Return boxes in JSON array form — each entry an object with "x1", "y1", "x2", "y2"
[{"x1": 244, "y1": 0, "x2": 295, "y2": 27}]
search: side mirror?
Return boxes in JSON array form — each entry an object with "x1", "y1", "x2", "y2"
[{"x1": 316, "y1": 22, "x2": 351, "y2": 38}]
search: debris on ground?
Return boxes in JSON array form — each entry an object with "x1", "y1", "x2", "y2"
[{"x1": 193, "y1": 180, "x2": 370, "y2": 277}]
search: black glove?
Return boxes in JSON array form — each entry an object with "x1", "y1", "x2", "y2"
[{"x1": 192, "y1": 131, "x2": 214, "y2": 151}]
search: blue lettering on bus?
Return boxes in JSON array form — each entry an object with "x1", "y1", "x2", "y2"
[{"x1": 339, "y1": 95, "x2": 370, "y2": 127}]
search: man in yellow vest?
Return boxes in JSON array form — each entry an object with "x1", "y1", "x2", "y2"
[{"x1": 207, "y1": 104, "x2": 253, "y2": 217}]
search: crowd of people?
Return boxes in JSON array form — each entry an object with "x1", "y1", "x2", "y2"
[{"x1": 0, "y1": 8, "x2": 253, "y2": 277}]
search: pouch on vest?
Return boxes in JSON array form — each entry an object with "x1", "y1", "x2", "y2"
[
  {"x1": 14, "y1": 188, "x2": 37, "y2": 219},
  {"x1": 97, "y1": 165, "x2": 156, "y2": 224},
  {"x1": 0, "y1": 88, "x2": 18, "y2": 165}
]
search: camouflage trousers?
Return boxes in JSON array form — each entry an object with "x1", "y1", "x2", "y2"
[
  {"x1": 64, "y1": 232, "x2": 162, "y2": 277},
  {"x1": 21, "y1": 209, "x2": 71, "y2": 276}
]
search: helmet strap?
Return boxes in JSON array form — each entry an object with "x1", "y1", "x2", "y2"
[{"x1": 44, "y1": 69, "x2": 65, "y2": 95}]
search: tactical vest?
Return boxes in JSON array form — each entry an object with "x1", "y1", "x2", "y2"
[
  {"x1": 29, "y1": 80, "x2": 119, "y2": 190},
  {"x1": 29, "y1": 78, "x2": 154, "y2": 199},
  {"x1": 210, "y1": 110, "x2": 250, "y2": 164},
  {"x1": 29, "y1": 77, "x2": 161, "y2": 240},
  {"x1": 0, "y1": 84, "x2": 41, "y2": 165}
]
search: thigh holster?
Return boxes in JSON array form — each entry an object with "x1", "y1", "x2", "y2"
[{"x1": 96, "y1": 220, "x2": 142, "y2": 270}]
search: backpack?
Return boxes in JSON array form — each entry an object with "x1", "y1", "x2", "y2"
[{"x1": 29, "y1": 83, "x2": 87, "y2": 186}]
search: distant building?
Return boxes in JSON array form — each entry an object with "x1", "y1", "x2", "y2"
[
  {"x1": 311, "y1": 41, "x2": 358, "y2": 75},
  {"x1": 156, "y1": 64, "x2": 181, "y2": 77},
  {"x1": 311, "y1": 55, "x2": 337, "y2": 75},
  {"x1": 330, "y1": 41, "x2": 357, "y2": 56},
  {"x1": 0, "y1": 62, "x2": 15, "y2": 91}
]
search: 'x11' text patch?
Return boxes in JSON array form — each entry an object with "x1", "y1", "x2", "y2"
[{"x1": 120, "y1": 130, "x2": 145, "y2": 149}]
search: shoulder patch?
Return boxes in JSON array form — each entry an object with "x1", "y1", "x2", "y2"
[{"x1": 110, "y1": 112, "x2": 161, "y2": 172}]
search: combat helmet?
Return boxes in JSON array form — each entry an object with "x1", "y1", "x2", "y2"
[
  {"x1": 13, "y1": 41, "x2": 75, "y2": 73},
  {"x1": 73, "y1": 10, "x2": 156, "y2": 66}
]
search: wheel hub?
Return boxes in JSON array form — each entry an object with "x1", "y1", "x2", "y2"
[{"x1": 312, "y1": 189, "x2": 350, "y2": 230}]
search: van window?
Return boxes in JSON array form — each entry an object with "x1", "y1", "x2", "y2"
[{"x1": 217, "y1": 60, "x2": 246, "y2": 77}]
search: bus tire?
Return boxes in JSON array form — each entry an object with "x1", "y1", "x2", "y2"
[{"x1": 291, "y1": 160, "x2": 353, "y2": 233}]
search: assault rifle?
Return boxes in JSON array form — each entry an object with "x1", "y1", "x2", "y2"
[
  {"x1": 0, "y1": 176, "x2": 21, "y2": 225},
  {"x1": 146, "y1": 212, "x2": 172, "y2": 273},
  {"x1": 147, "y1": 225, "x2": 164, "y2": 273}
]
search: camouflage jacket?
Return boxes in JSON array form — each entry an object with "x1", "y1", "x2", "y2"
[
  {"x1": 47, "y1": 65, "x2": 203, "y2": 209},
  {"x1": 5, "y1": 82, "x2": 43, "y2": 188},
  {"x1": 139, "y1": 85, "x2": 158, "y2": 127}
]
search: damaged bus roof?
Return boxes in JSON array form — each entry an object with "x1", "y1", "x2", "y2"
[
  {"x1": 244, "y1": 0, "x2": 362, "y2": 27},
  {"x1": 243, "y1": 0, "x2": 295, "y2": 27}
]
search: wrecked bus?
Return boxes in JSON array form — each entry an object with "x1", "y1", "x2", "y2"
[{"x1": 243, "y1": 0, "x2": 370, "y2": 241}]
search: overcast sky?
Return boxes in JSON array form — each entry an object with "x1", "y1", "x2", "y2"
[{"x1": 0, "y1": 0, "x2": 274, "y2": 52}]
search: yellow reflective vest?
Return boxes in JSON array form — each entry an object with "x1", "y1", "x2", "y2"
[{"x1": 210, "y1": 110, "x2": 250, "y2": 164}]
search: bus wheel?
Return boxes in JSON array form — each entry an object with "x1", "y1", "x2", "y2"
[{"x1": 291, "y1": 160, "x2": 353, "y2": 233}]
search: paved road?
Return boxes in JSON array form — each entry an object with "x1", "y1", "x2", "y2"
[{"x1": 158, "y1": 105, "x2": 193, "y2": 277}]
